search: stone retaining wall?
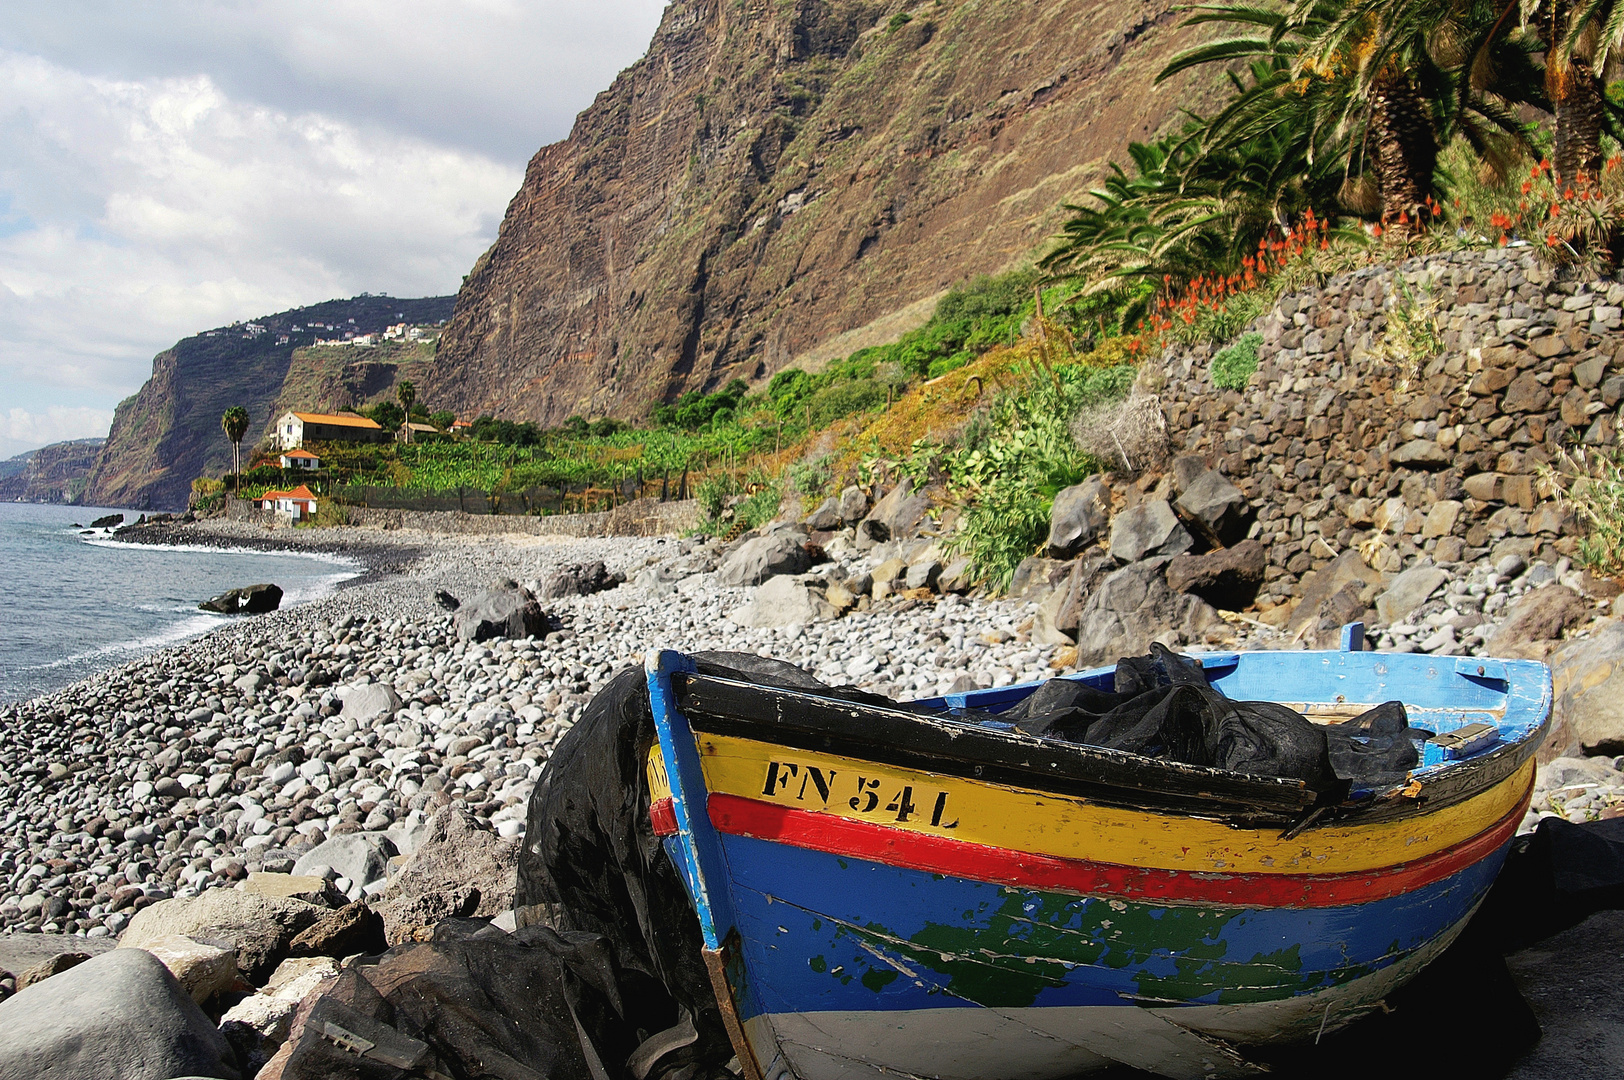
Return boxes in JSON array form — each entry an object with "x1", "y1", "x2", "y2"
[
  {"x1": 1155, "y1": 248, "x2": 1622, "y2": 627},
  {"x1": 347, "y1": 497, "x2": 701, "y2": 539}
]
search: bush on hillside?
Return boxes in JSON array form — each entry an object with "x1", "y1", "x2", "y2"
[{"x1": 1210, "y1": 332, "x2": 1262, "y2": 390}]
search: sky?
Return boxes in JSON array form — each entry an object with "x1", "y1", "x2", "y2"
[{"x1": 0, "y1": 0, "x2": 668, "y2": 459}]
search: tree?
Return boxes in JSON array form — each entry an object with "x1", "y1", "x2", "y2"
[
  {"x1": 397, "y1": 380, "x2": 417, "y2": 443},
  {"x1": 221, "y1": 406, "x2": 249, "y2": 490},
  {"x1": 1539, "y1": 0, "x2": 1617, "y2": 184}
]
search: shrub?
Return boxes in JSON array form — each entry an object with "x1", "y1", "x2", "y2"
[
  {"x1": 806, "y1": 380, "x2": 888, "y2": 428},
  {"x1": 942, "y1": 478, "x2": 1051, "y2": 593},
  {"x1": 1210, "y1": 332, "x2": 1262, "y2": 390},
  {"x1": 1540, "y1": 449, "x2": 1624, "y2": 576}
]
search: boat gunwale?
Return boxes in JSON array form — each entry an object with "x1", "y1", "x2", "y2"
[{"x1": 671, "y1": 657, "x2": 1549, "y2": 829}]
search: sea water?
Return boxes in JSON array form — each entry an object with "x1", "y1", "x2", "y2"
[{"x1": 0, "y1": 503, "x2": 360, "y2": 702}]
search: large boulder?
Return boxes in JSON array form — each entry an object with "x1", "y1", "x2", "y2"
[
  {"x1": 292, "y1": 832, "x2": 397, "y2": 889},
  {"x1": 1046, "y1": 476, "x2": 1110, "y2": 558},
  {"x1": 337, "y1": 683, "x2": 401, "y2": 724},
  {"x1": 219, "y1": 957, "x2": 339, "y2": 1076},
  {"x1": 731, "y1": 575, "x2": 839, "y2": 628},
  {"x1": 1374, "y1": 565, "x2": 1450, "y2": 626},
  {"x1": 136, "y1": 935, "x2": 239, "y2": 1005},
  {"x1": 1108, "y1": 500, "x2": 1193, "y2": 564},
  {"x1": 1486, "y1": 584, "x2": 1591, "y2": 661},
  {"x1": 452, "y1": 579, "x2": 547, "y2": 641},
  {"x1": 118, "y1": 886, "x2": 323, "y2": 983},
  {"x1": 1174, "y1": 469, "x2": 1245, "y2": 534},
  {"x1": 1165, "y1": 539, "x2": 1267, "y2": 609},
  {"x1": 199, "y1": 583, "x2": 283, "y2": 615},
  {"x1": 1072, "y1": 560, "x2": 1221, "y2": 669},
  {"x1": 862, "y1": 478, "x2": 934, "y2": 541},
  {"x1": 371, "y1": 808, "x2": 517, "y2": 946},
  {"x1": 1545, "y1": 619, "x2": 1624, "y2": 758},
  {"x1": 837, "y1": 485, "x2": 869, "y2": 523},
  {"x1": 1009, "y1": 557, "x2": 1071, "y2": 601},
  {"x1": 534, "y1": 561, "x2": 621, "y2": 599},
  {"x1": 287, "y1": 903, "x2": 388, "y2": 960},
  {"x1": 0, "y1": 949, "x2": 239, "y2": 1080},
  {"x1": 1287, "y1": 550, "x2": 1382, "y2": 633},
  {"x1": 716, "y1": 532, "x2": 812, "y2": 587},
  {"x1": 803, "y1": 497, "x2": 842, "y2": 531}
]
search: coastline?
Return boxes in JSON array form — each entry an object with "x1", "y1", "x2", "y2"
[
  {"x1": 0, "y1": 518, "x2": 1072, "y2": 939},
  {"x1": 108, "y1": 518, "x2": 424, "y2": 591}
]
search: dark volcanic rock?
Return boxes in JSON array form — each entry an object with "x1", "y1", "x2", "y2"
[
  {"x1": 716, "y1": 531, "x2": 812, "y2": 587},
  {"x1": 1165, "y1": 539, "x2": 1267, "y2": 609},
  {"x1": 372, "y1": 808, "x2": 517, "y2": 946},
  {"x1": 452, "y1": 579, "x2": 548, "y2": 642},
  {"x1": 1046, "y1": 476, "x2": 1110, "y2": 557},
  {"x1": 535, "y1": 560, "x2": 622, "y2": 599},
  {"x1": 1108, "y1": 500, "x2": 1193, "y2": 563},
  {"x1": 199, "y1": 583, "x2": 283, "y2": 615},
  {"x1": 1072, "y1": 560, "x2": 1220, "y2": 668}
]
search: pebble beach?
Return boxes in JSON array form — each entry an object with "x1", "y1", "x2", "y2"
[{"x1": 0, "y1": 520, "x2": 1081, "y2": 937}]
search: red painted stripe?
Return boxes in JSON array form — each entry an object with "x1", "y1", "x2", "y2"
[
  {"x1": 650, "y1": 797, "x2": 679, "y2": 837},
  {"x1": 707, "y1": 788, "x2": 1529, "y2": 910}
]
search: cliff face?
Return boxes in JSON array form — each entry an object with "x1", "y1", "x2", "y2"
[
  {"x1": 0, "y1": 440, "x2": 103, "y2": 504},
  {"x1": 85, "y1": 295, "x2": 454, "y2": 510},
  {"x1": 423, "y1": 0, "x2": 1216, "y2": 426}
]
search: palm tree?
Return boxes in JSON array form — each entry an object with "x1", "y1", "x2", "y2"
[
  {"x1": 397, "y1": 380, "x2": 416, "y2": 443},
  {"x1": 1540, "y1": 0, "x2": 1610, "y2": 184},
  {"x1": 221, "y1": 406, "x2": 249, "y2": 490},
  {"x1": 1160, "y1": 0, "x2": 1535, "y2": 230}
]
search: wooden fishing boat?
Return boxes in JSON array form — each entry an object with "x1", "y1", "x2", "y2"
[{"x1": 643, "y1": 630, "x2": 1550, "y2": 1080}]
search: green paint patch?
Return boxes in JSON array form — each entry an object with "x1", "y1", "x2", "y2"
[
  {"x1": 809, "y1": 955, "x2": 827, "y2": 974},
  {"x1": 861, "y1": 967, "x2": 899, "y2": 992}
]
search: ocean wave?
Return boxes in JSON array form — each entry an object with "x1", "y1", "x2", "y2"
[
  {"x1": 79, "y1": 535, "x2": 362, "y2": 572},
  {"x1": 8, "y1": 611, "x2": 231, "y2": 675}
]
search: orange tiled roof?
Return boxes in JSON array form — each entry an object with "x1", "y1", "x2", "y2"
[
  {"x1": 282, "y1": 448, "x2": 320, "y2": 459},
  {"x1": 290, "y1": 412, "x2": 382, "y2": 429},
  {"x1": 261, "y1": 485, "x2": 317, "y2": 502}
]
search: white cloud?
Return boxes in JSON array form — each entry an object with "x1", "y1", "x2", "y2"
[
  {"x1": 0, "y1": 50, "x2": 523, "y2": 440},
  {"x1": 0, "y1": 1, "x2": 669, "y2": 160},
  {"x1": 0, "y1": 405, "x2": 115, "y2": 459}
]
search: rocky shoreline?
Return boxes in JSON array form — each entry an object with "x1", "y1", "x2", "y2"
[{"x1": 0, "y1": 517, "x2": 1073, "y2": 940}]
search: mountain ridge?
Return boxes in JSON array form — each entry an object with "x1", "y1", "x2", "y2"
[{"x1": 419, "y1": 0, "x2": 1218, "y2": 426}]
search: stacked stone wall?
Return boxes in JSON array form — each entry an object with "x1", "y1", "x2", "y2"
[{"x1": 1156, "y1": 248, "x2": 1624, "y2": 629}]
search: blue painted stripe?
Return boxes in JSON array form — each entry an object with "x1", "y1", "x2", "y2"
[{"x1": 717, "y1": 832, "x2": 1510, "y2": 1019}]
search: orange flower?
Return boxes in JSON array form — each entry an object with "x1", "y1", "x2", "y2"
[{"x1": 1522, "y1": 181, "x2": 1533, "y2": 194}]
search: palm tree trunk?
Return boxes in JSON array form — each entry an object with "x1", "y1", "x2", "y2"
[
  {"x1": 1371, "y1": 70, "x2": 1437, "y2": 228},
  {"x1": 1553, "y1": 57, "x2": 1605, "y2": 186}
]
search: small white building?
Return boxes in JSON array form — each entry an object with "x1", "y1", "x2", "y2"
[
  {"x1": 279, "y1": 448, "x2": 320, "y2": 470},
  {"x1": 257, "y1": 485, "x2": 317, "y2": 522}
]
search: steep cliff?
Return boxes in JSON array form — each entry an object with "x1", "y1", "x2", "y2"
[
  {"x1": 0, "y1": 439, "x2": 103, "y2": 504},
  {"x1": 85, "y1": 295, "x2": 454, "y2": 510},
  {"x1": 423, "y1": 0, "x2": 1217, "y2": 426}
]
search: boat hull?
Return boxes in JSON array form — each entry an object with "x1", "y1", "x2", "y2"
[
  {"x1": 644, "y1": 648, "x2": 1550, "y2": 1079},
  {"x1": 705, "y1": 827, "x2": 1509, "y2": 1080}
]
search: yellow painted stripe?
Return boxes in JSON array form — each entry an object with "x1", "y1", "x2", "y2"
[
  {"x1": 647, "y1": 745, "x2": 673, "y2": 802},
  {"x1": 675, "y1": 733, "x2": 1532, "y2": 876}
]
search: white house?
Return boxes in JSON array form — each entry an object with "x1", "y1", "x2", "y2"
[
  {"x1": 279, "y1": 448, "x2": 320, "y2": 470},
  {"x1": 257, "y1": 484, "x2": 317, "y2": 522},
  {"x1": 278, "y1": 411, "x2": 385, "y2": 450}
]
